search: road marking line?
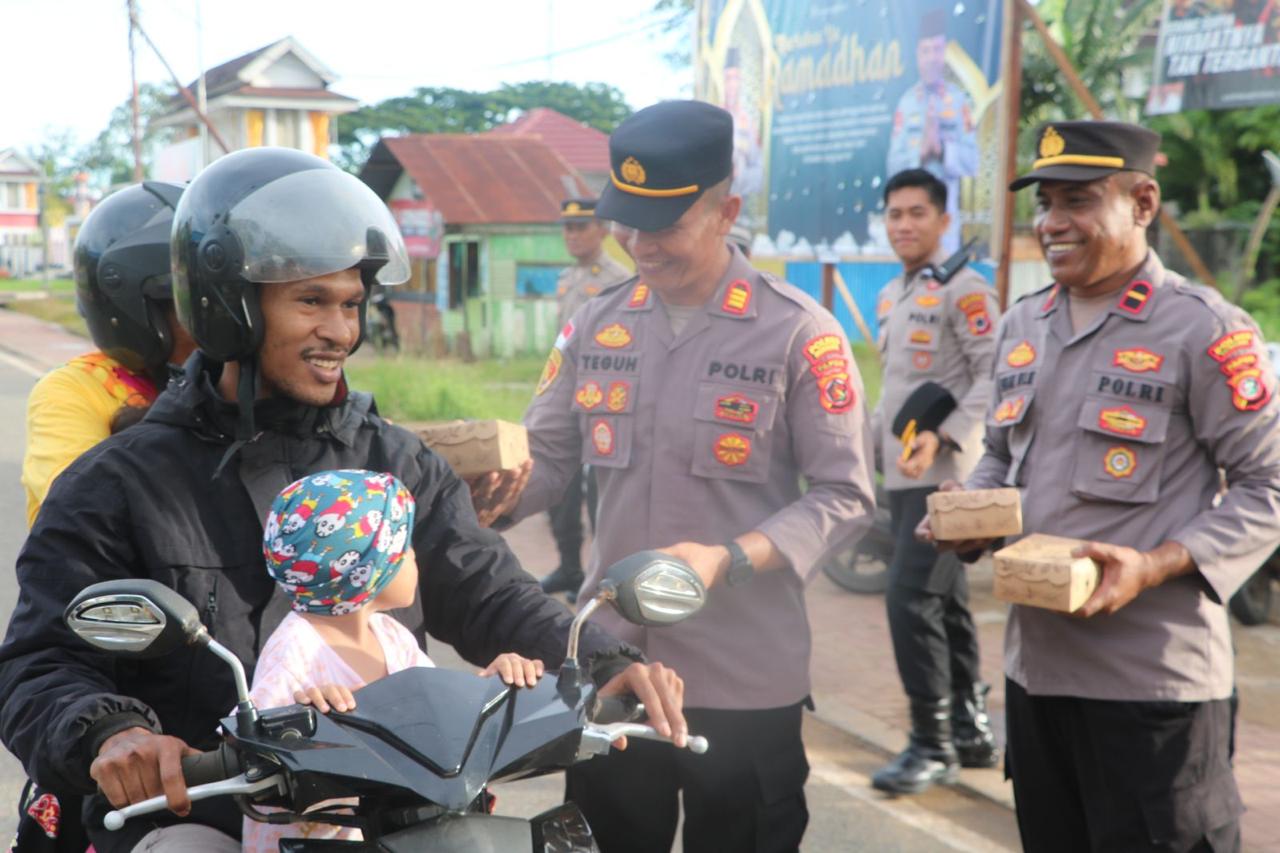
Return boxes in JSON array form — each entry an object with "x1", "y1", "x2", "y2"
[
  {"x1": 808, "y1": 753, "x2": 1014, "y2": 853},
  {"x1": 0, "y1": 349, "x2": 43, "y2": 379}
]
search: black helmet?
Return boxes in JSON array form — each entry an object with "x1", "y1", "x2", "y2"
[
  {"x1": 171, "y1": 147, "x2": 410, "y2": 363},
  {"x1": 74, "y1": 181, "x2": 184, "y2": 373}
]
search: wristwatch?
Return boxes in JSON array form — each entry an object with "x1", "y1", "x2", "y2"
[{"x1": 723, "y1": 541, "x2": 754, "y2": 587}]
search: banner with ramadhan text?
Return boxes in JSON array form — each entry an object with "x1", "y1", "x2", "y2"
[{"x1": 696, "y1": 0, "x2": 1005, "y2": 256}]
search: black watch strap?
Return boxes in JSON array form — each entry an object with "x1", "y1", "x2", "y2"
[{"x1": 724, "y1": 541, "x2": 754, "y2": 587}]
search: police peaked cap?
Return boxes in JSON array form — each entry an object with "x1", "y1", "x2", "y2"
[
  {"x1": 596, "y1": 100, "x2": 734, "y2": 232},
  {"x1": 892, "y1": 381, "x2": 958, "y2": 438},
  {"x1": 1011, "y1": 121, "x2": 1161, "y2": 191}
]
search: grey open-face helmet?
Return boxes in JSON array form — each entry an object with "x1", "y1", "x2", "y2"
[{"x1": 170, "y1": 146, "x2": 409, "y2": 363}]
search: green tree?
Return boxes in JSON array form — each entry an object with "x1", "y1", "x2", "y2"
[
  {"x1": 1018, "y1": 0, "x2": 1161, "y2": 134},
  {"x1": 335, "y1": 81, "x2": 632, "y2": 172},
  {"x1": 25, "y1": 128, "x2": 82, "y2": 226},
  {"x1": 81, "y1": 83, "x2": 180, "y2": 190}
]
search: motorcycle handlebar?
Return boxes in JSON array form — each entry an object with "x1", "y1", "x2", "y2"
[{"x1": 180, "y1": 744, "x2": 242, "y2": 786}]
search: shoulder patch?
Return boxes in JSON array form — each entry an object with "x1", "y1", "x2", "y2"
[{"x1": 535, "y1": 348, "x2": 563, "y2": 396}]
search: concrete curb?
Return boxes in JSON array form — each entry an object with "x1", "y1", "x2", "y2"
[{"x1": 811, "y1": 692, "x2": 1017, "y2": 811}]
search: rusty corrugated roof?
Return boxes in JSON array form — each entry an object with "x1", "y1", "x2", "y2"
[
  {"x1": 362, "y1": 135, "x2": 589, "y2": 225},
  {"x1": 486, "y1": 108, "x2": 610, "y2": 176}
]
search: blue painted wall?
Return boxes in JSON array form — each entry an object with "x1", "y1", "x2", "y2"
[{"x1": 784, "y1": 260, "x2": 996, "y2": 344}]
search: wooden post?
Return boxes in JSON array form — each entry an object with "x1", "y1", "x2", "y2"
[
  {"x1": 831, "y1": 268, "x2": 880, "y2": 363},
  {"x1": 821, "y1": 262, "x2": 835, "y2": 313},
  {"x1": 995, "y1": 0, "x2": 1022, "y2": 310},
  {"x1": 1016, "y1": 0, "x2": 1217, "y2": 288}
]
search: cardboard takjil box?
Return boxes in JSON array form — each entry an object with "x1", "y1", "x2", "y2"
[
  {"x1": 413, "y1": 419, "x2": 530, "y2": 478},
  {"x1": 926, "y1": 488, "x2": 1023, "y2": 541},
  {"x1": 993, "y1": 534, "x2": 1102, "y2": 613}
]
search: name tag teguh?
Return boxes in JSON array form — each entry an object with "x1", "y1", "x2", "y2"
[
  {"x1": 926, "y1": 488, "x2": 1023, "y2": 541},
  {"x1": 993, "y1": 534, "x2": 1102, "y2": 613},
  {"x1": 413, "y1": 420, "x2": 530, "y2": 478}
]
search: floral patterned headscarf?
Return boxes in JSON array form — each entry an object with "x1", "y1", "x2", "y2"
[{"x1": 263, "y1": 469, "x2": 415, "y2": 615}]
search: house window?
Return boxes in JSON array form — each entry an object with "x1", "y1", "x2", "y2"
[
  {"x1": 2, "y1": 183, "x2": 20, "y2": 210},
  {"x1": 447, "y1": 240, "x2": 480, "y2": 310}
]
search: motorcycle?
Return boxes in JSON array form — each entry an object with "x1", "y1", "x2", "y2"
[
  {"x1": 63, "y1": 551, "x2": 709, "y2": 851},
  {"x1": 822, "y1": 481, "x2": 893, "y2": 594},
  {"x1": 366, "y1": 290, "x2": 401, "y2": 354},
  {"x1": 1230, "y1": 551, "x2": 1279, "y2": 626}
]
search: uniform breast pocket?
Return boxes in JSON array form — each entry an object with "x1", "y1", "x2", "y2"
[
  {"x1": 690, "y1": 381, "x2": 781, "y2": 484},
  {"x1": 573, "y1": 374, "x2": 638, "y2": 469},
  {"x1": 1070, "y1": 397, "x2": 1173, "y2": 504}
]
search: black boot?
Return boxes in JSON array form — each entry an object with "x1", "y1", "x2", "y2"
[
  {"x1": 871, "y1": 698, "x2": 959, "y2": 795},
  {"x1": 952, "y1": 682, "x2": 1000, "y2": 769},
  {"x1": 540, "y1": 564, "x2": 584, "y2": 602}
]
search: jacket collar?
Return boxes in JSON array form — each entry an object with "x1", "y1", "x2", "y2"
[{"x1": 146, "y1": 352, "x2": 370, "y2": 448}]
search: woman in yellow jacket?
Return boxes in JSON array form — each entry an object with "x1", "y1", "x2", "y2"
[{"x1": 21, "y1": 182, "x2": 195, "y2": 529}]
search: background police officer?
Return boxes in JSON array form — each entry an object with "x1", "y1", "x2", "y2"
[
  {"x1": 483, "y1": 100, "x2": 875, "y2": 852},
  {"x1": 886, "y1": 7, "x2": 979, "y2": 253},
  {"x1": 540, "y1": 198, "x2": 630, "y2": 601},
  {"x1": 926, "y1": 121, "x2": 1280, "y2": 852},
  {"x1": 870, "y1": 168, "x2": 1000, "y2": 795}
]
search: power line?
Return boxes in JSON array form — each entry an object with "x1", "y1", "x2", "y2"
[{"x1": 488, "y1": 17, "x2": 667, "y2": 69}]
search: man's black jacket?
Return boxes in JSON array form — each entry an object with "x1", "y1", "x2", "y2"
[{"x1": 0, "y1": 354, "x2": 638, "y2": 850}]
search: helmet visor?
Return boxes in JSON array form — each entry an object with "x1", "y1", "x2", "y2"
[{"x1": 228, "y1": 168, "x2": 410, "y2": 285}]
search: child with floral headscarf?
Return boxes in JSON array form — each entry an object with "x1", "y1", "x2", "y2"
[{"x1": 243, "y1": 469, "x2": 544, "y2": 852}]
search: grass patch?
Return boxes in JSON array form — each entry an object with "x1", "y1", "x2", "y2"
[
  {"x1": 347, "y1": 344, "x2": 882, "y2": 425},
  {"x1": 852, "y1": 342, "x2": 881, "y2": 409},
  {"x1": 0, "y1": 278, "x2": 75, "y2": 294},
  {"x1": 345, "y1": 355, "x2": 543, "y2": 423},
  {"x1": 2, "y1": 295, "x2": 88, "y2": 338}
]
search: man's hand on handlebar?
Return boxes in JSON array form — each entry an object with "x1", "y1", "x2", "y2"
[
  {"x1": 599, "y1": 661, "x2": 686, "y2": 750},
  {"x1": 90, "y1": 726, "x2": 201, "y2": 816},
  {"x1": 914, "y1": 480, "x2": 997, "y2": 556},
  {"x1": 466, "y1": 459, "x2": 534, "y2": 527}
]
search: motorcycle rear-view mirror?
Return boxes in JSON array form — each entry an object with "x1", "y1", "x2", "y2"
[
  {"x1": 64, "y1": 579, "x2": 205, "y2": 658},
  {"x1": 65, "y1": 579, "x2": 260, "y2": 732},
  {"x1": 604, "y1": 551, "x2": 706, "y2": 627}
]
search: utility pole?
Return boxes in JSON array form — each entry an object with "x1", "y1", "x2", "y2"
[
  {"x1": 128, "y1": 0, "x2": 144, "y2": 181},
  {"x1": 195, "y1": 0, "x2": 208, "y2": 170}
]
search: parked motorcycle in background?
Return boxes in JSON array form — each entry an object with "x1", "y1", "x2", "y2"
[
  {"x1": 64, "y1": 551, "x2": 709, "y2": 851},
  {"x1": 367, "y1": 286, "x2": 400, "y2": 354}
]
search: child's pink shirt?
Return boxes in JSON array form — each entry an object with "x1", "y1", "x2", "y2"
[{"x1": 241, "y1": 611, "x2": 433, "y2": 852}]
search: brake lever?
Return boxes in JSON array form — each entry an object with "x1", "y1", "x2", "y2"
[
  {"x1": 584, "y1": 722, "x2": 709, "y2": 754},
  {"x1": 103, "y1": 773, "x2": 285, "y2": 830}
]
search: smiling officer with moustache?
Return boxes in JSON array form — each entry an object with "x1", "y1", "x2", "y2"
[
  {"x1": 923, "y1": 121, "x2": 1280, "y2": 852},
  {"x1": 478, "y1": 100, "x2": 876, "y2": 852}
]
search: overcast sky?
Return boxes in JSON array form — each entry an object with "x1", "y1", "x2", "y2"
[{"x1": 3, "y1": 0, "x2": 691, "y2": 151}]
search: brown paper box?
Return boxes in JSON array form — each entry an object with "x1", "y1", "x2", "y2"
[
  {"x1": 926, "y1": 488, "x2": 1023, "y2": 541},
  {"x1": 993, "y1": 534, "x2": 1102, "y2": 613},
  {"x1": 412, "y1": 419, "x2": 530, "y2": 478}
]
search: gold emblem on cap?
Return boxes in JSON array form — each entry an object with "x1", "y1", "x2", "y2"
[
  {"x1": 1039, "y1": 126, "x2": 1066, "y2": 159},
  {"x1": 565, "y1": 202, "x2": 581, "y2": 214},
  {"x1": 620, "y1": 157, "x2": 647, "y2": 186}
]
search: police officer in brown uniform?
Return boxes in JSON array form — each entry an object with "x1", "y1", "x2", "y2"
[
  {"x1": 870, "y1": 168, "x2": 1000, "y2": 794},
  {"x1": 925, "y1": 121, "x2": 1280, "y2": 852},
  {"x1": 494, "y1": 100, "x2": 875, "y2": 852},
  {"x1": 541, "y1": 198, "x2": 632, "y2": 600}
]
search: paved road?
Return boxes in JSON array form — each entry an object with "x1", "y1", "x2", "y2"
[{"x1": 0, "y1": 353, "x2": 40, "y2": 842}]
